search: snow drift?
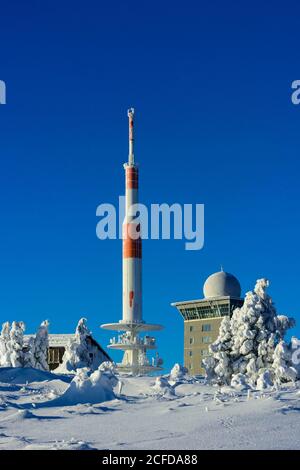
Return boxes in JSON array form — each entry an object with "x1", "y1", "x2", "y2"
[
  {"x1": 43, "y1": 362, "x2": 118, "y2": 406},
  {"x1": 0, "y1": 367, "x2": 69, "y2": 385}
]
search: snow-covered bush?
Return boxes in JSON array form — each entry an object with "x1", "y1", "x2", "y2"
[
  {"x1": 203, "y1": 278, "x2": 299, "y2": 389},
  {"x1": 151, "y1": 376, "x2": 175, "y2": 398},
  {"x1": 58, "y1": 318, "x2": 105, "y2": 373},
  {"x1": 169, "y1": 363, "x2": 189, "y2": 383},
  {"x1": 46, "y1": 364, "x2": 118, "y2": 406},
  {"x1": 272, "y1": 340, "x2": 298, "y2": 385},
  {"x1": 230, "y1": 373, "x2": 249, "y2": 391},
  {"x1": 256, "y1": 369, "x2": 273, "y2": 391},
  {"x1": 31, "y1": 320, "x2": 49, "y2": 371},
  {"x1": 98, "y1": 361, "x2": 119, "y2": 388}
]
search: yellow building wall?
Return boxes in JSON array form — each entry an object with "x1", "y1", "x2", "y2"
[{"x1": 184, "y1": 317, "x2": 223, "y2": 375}]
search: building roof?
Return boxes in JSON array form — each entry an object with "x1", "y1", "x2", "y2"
[
  {"x1": 24, "y1": 334, "x2": 75, "y2": 348},
  {"x1": 171, "y1": 295, "x2": 240, "y2": 308}
]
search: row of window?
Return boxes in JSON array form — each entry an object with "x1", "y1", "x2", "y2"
[
  {"x1": 189, "y1": 335, "x2": 212, "y2": 344},
  {"x1": 189, "y1": 323, "x2": 212, "y2": 332},
  {"x1": 188, "y1": 358, "x2": 209, "y2": 370},
  {"x1": 180, "y1": 304, "x2": 230, "y2": 320},
  {"x1": 188, "y1": 349, "x2": 210, "y2": 357}
]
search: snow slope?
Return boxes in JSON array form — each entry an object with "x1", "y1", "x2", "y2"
[{"x1": 0, "y1": 368, "x2": 299, "y2": 450}]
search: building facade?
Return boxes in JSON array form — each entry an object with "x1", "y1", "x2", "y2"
[
  {"x1": 172, "y1": 271, "x2": 243, "y2": 375},
  {"x1": 24, "y1": 334, "x2": 111, "y2": 371}
]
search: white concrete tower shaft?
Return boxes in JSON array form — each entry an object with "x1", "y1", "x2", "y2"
[{"x1": 122, "y1": 108, "x2": 142, "y2": 324}]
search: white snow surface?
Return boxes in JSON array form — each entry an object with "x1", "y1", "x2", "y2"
[{"x1": 0, "y1": 367, "x2": 300, "y2": 450}]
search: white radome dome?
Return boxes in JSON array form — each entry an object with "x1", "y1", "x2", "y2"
[{"x1": 203, "y1": 271, "x2": 241, "y2": 299}]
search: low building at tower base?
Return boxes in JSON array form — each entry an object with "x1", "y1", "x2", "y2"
[{"x1": 24, "y1": 334, "x2": 111, "y2": 371}]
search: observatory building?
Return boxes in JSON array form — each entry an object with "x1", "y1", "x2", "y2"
[
  {"x1": 101, "y1": 109, "x2": 164, "y2": 375},
  {"x1": 171, "y1": 270, "x2": 243, "y2": 375}
]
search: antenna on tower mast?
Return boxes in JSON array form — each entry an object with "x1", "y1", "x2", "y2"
[{"x1": 128, "y1": 107, "x2": 135, "y2": 165}]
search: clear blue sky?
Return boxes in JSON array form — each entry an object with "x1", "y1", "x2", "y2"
[{"x1": 0, "y1": 1, "x2": 299, "y2": 371}]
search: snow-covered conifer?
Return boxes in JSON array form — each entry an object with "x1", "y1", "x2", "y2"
[
  {"x1": 0, "y1": 322, "x2": 11, "y2": 367},
  {"x1": 7, "y1": 321, "x2": 26, "y2": 368},
  {"x1": 23, "y1": 336, "x2": 35, "y2": 368},
  {"x1": 32, "y1": 320, "x2": 49, "y2": 371},
  {"x1": 203, "y1": 278, "x2": 299, "y2": 388},
  {"x1": 59, "y1": 318, "x2": 93, "y2": 372}
]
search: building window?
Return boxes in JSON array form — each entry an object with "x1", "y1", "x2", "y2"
[
  {"x1": 189, "y1": 326, "x2": 193, "y2": 332},
  {"x1": 48, "y1": 347, "x2": 60, "y2": 364},
  {"x1": 201, "y1": 349, "x2": 210, "y2": 356},
  {"x1": 202, "y1": 324, "x2": 212, "y2": 332},
  {"x1": 189, "y1": 350, "x2": 193, "y2": 356},
  {"x1": 202, "y1": 336, "x2": 212, "y2": 344},
  {"x1": 189, "y1": 337, "x2": 194, "y2": 344}
]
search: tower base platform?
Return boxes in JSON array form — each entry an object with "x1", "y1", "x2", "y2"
[{"x1": 100, "y1": 320, "x2": 164, "y2": 376}]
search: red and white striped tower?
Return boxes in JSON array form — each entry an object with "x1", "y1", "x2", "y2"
[
  {"x1": 122, "y1": 108, "x2": 142, "y2": 324},
  {"x1": 101, "y1": 109, "x2": 163, "y2": 375}
]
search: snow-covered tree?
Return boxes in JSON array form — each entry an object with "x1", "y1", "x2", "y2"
[
  {"x1": 23, "y1": 336, "x2": 35, "y2": 368},
  {"x1": 290, "y1": 336, "x2": 300, "y2": 378},
  {"x1": 59, "y1": 318, "x2": 93, "y2": 372},
  {"x1": 0, "y1": 319, "x2": 51, "y2": 370},
  {"x1": 7, "y1": 321, "x2": 26, "y2": 368},
  {"x1": 203, "y1": 279, "x2": 299, "y2": 389},
  {"x1": 31, "y1": 320, "x2": 49, "y2": 371},
  {"x1": 0, "y1": 322, "x2": 11, "y2": 367},
  {"x1": 0, "y1": 321, "x2": 33, "y2": 368}
]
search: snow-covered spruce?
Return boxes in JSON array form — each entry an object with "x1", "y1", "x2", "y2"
[
  {"x1": 203, "y1": 278, "x2": 299, "y2": 389},
  {"x1": 150, "y1": 364, "x2": 196, "y2": 398},
  {"x1": 0, "y1": 320, "x2": 50, "y2": 370},
  {"x1": 31, "y1": 320, "x2": 50, "y2": 371},
  {"x1": 7, "y1": 321, "x2": 26, "y2": 368},
  {"x1": 0, "y1": 322, "x2": 11, "y2": 367},
  {"x1": 58, "y1": 318, "x2": 102, "y2": 373}
]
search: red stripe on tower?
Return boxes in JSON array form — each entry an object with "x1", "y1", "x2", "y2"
[
  {"x1": 126, "y1": 166, "x2": 138, "y2": 189},
  {"x1": 123, "y1": 223, "x2": 142, "y2": 258}
]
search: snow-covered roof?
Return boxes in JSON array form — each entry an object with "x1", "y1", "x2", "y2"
[
  {"x1": 24, "y1": 334, "x2": 75, "y2": 348},
  {"x1": 23, "y1": 334, "x2": 112, "y2": 361},
  {"x1": 48, "y1": 334, "x2": 75, "y2": 347}
]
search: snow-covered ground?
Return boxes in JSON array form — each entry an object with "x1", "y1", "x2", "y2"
[{"x1": 0, "y1": 367, "x2": 300, "y2": 450}]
